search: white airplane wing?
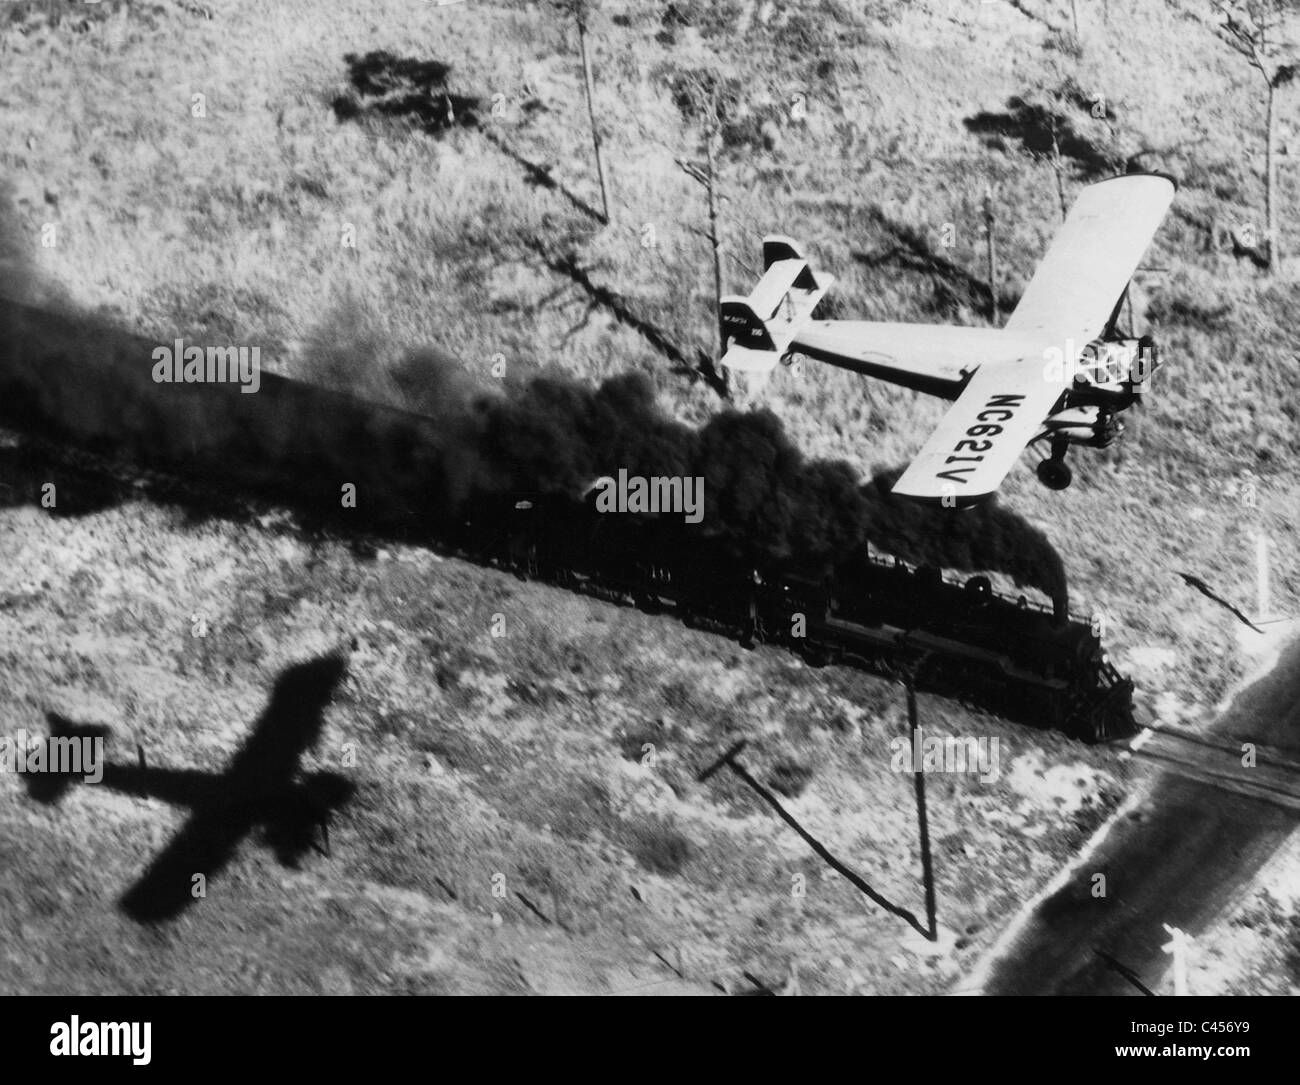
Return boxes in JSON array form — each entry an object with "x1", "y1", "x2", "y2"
[
  {"x1": 890, "y1": 359, "x2": 1066, "y2": 505},
  {"x1": 1002, "y1": 173, "x2": 1176, "y2": 342},
  {"x1": 891, "y1": 173, "x2": 1175, "y2": 504}
]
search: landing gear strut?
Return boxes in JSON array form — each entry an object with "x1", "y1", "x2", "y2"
[{"x1": 1036, "y1": 436, "x2": 1073, "y2": 491}]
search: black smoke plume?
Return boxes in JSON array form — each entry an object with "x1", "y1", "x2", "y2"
[
  {"x1": 401, "y1": 363, "x2": 1066, "y2": 603},
  {"x1": 861, "y1": 467, "x2": 1067, "y2": 606},
  {"x1": 0, "y1": 312, "x2": 1067, "y2": 607}
]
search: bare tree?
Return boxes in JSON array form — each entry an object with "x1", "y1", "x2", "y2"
[
  {"x1": 674, "y1": 70, "x2": 729, "y2": 365},
  {"x1": 982, "y1": 185, "x2": 1000, "y2": 324},
  {"x1": 555, "y1": 0, "x2": 611, "y2": 223},
  {"x1": 1215, "y1": 1, "x2": 1300, "y2": 272}
]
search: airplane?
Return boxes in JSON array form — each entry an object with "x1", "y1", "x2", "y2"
[
  {"x1": 719, "y1": 173, "x2": 1176, "y2": 507},
  {"x1": 24, "y1": 655, "x2": 354, "y2": 922}
]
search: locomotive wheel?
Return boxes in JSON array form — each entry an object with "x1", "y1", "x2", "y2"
[
  {"x1": 965, "y1": 575, "x2": 992, "y2": 605},
  {"x1": 1036, "y1": 457, "x2": 1073, "y2": 491}
]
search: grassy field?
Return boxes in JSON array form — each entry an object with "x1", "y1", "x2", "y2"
[
  {"x1": 0, "y1": 0, "x2": 1297, "y2": 993},
  {"x1": 0, "y1": 439, "x2": 1140, "y2": 994}
]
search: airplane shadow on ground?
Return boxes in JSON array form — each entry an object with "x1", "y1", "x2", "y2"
[{"x1": 26, "y1": 654, "x2": 355, "y2": 923}]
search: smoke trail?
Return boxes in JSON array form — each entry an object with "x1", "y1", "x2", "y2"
[
  {"x1": 393, "y1": 354, "x2": 1064, "y2": 599},
  {"x1": 861, "y1": 467, "x2": 1067, "y2": 603}
]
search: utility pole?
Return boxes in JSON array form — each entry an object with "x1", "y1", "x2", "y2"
[
  {"x1": 677, "y1": 104, "x2": 727, "y2": 369},
  {"x1": 704, "y1": 131, "x2": 724, "y2": 357},
  {"x1": 1162, "y1": 924, "x2": 1194, "y2": 996},
  {"x1": 906, "y1": 666, "x2": 938, "y2": 940},
  {"x1": 1266, "y1": 75, "x2": 1279, "y2": 269},
  {"x1": 1255, "y1": 530, "x2": 1271, "y2": 621},
  {"x1": 576, "y1": 10, "x2": 611, "y2": 224},
  {"x1": 983, "y1": 185, "x2": 999, "y2": 324},
  {"x1": 1049, "y1": 119, "x2": 1069, "y2": 222},
  {"x1": 1216, "y1": 0, "x2": 1298, "y2": 275}
]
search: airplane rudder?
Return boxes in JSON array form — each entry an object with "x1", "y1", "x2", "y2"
[{"x1": 719, "y1": 297, "x2": 775, "y2": 351}]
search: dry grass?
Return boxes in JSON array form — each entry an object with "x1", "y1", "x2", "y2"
[{"x1": 1, "y1": 0, "x2": 1297, "y2": 992}]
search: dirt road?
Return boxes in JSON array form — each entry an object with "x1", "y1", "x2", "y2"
[{"x1": 974, "y1": 634, "x2": 1300, "y2": 995}]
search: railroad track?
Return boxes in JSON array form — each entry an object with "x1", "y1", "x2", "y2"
[{"x1": 1125, "y1": 723, "x2": 1300, "y2": 813}]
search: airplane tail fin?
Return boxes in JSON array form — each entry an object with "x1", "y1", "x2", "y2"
[
  {"x1": 719, "y1": 235, "x2": 834, "y2": 383},
  {"x1": 23, "y1": 714, "x2": 110, "y2": 805},
  {"x1": 719, "y1": 297, "x2": 778, "y2": 361}
]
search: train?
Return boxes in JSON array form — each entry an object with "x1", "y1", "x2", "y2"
[{"x1": 448, "y1": 491, "x2": 1138, "y2": 743}]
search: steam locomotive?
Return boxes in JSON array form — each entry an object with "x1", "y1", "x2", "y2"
[{"x1": 451, "y1": 492, "x2": 1138, "y2": 743}]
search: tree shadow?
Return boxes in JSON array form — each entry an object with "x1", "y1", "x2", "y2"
[
  {"x1": 25, "y1": 654, "x2": 355, "y2": 923},
  {"x1": 521, "y1": 238, "x2": 724, "y2": 391},
  {"x1": 964, "y1": 95, "x2": 1117, "y2": 179},
  {"x1": 851, "y1": 204, "x2": 1022, "y2": 320},
  {"x1": 331, "y1": 50, "x2": 482, "y2": 133},
  {"x1": 331, "y1": 48, "x2": 607, "y2": 228},
  {"x1": 479, "y1": 127, "x2": 608, "y2": 225},
  {"x1": 697, "y1": 739, "x2": 933, "y2": 939}
]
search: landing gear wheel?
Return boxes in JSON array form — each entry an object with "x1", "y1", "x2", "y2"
[{"x1": 1036, "y1": 457, "x2": 1073, "y2": 491}]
